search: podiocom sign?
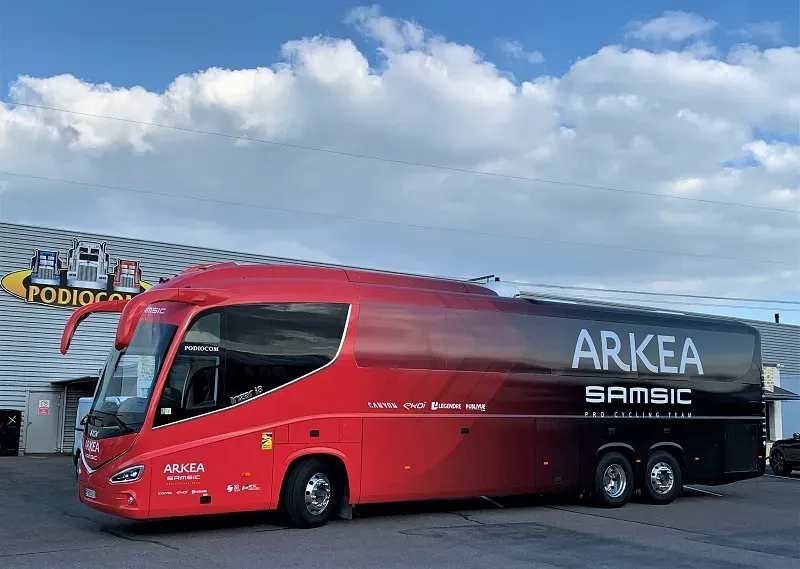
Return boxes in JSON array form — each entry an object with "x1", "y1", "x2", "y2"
[{"x1": 1, "y1": 237, "x2": 152, "y2": 309}]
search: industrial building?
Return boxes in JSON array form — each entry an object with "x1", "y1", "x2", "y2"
[{"x1": 1, "y1": 221, "x2": 798, "y2": 456}]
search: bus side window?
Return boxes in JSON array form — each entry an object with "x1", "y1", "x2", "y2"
[
  {"x1": 153, "y1": 311, "x2": 223, "y2": 428},
  {"x1": 223, "y1": 303, "x2": 349, "y2": 406}
]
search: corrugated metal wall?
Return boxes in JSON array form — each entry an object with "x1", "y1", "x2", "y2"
[
  {"x1": 0, "y1": 221, "x2": 346, "y2": 453},
  {"x1": 745, "y1": 320, "x2": 800, "y2": 374},
  {"x1": 748, "y1": 320, "x2": 800, "y2": 438},
  {"x1": 2, "y1": 221, "x2": 799, "y2": 453}
]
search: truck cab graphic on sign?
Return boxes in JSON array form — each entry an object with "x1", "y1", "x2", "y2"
[
  {"x1": 0, "y1": 235, "x2": 153, "y2": 309},
  {"x1": 113, "y1": 260, "x2": 142, "y2": 294},
  {"x1": 66, "y1": 240, "x2": 110, "y2": 291},
  {"x1": 30, "y1": 250, "x2": 63, "y2": 286}
]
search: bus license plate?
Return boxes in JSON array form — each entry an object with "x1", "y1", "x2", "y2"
[{"x1": 84, "y1": 488, "x2": 96, "y2": 500}]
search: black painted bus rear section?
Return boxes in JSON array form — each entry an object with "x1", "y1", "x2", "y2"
[{"x1": 509, "y1": 297, "x2": 767, "y2": 492}]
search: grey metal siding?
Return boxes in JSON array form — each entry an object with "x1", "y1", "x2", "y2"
[
  {"x1": 745, "y1": 320, "x2": 800, "y2": 375},
  {"x1": 746, "y1": 321, "x2": 800, "y2": 439},
  {"x1": 0, "y1": 221, "x2": 339, "y2": 453},
  {"x1": 2, "y1": 221, "x2": 799, "y2": 452}
]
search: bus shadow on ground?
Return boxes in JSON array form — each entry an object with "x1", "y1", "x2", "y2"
[
  {"x1": 102, "y1": 488, "x2": 717, "y2": 538},
  {"x1": 101, "y1": 494, "x2": 567, "y2": 537}
]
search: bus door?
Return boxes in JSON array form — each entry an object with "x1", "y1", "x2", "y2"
[{"x1": 147, "y1": 308, "x2": 274, "y2": 516}]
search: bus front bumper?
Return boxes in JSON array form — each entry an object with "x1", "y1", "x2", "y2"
[{"x1": 78, "y1": 475, "x2": 149, "y2": 520}]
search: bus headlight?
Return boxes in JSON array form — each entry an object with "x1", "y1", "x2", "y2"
[{"x1": 110, "y1": 465, "x2": 145, "y2": 484}]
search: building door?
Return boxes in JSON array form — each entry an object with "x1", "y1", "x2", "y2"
[{"x1": 25, "y1": 392, "x2": 63, "y2": 453}]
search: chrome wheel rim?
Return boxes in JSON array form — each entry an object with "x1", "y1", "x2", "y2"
[
  {"x1": 650, "y1": 462, "x2": 675, "y2": 495},
  {"x1": 305, "y1": 472, "x2": 331, "y2": 516},
  {"x1": 603, "y1": 464, "x2": 627, "y2": 498},
  {"x1": 771, "y1": 452, "x2": 784, "y2": 472}
]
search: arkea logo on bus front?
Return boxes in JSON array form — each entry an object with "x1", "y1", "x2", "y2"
[
  {"x1": 164, "y1": 462, "x2": 205, "y2": 483},
  {"x1": 0, "y1": 237, "x2": 153, "y2": 309}
]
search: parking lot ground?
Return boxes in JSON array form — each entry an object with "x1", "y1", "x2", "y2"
[{"x1": 1, "y1": 455, "x2": 798, "y2": 569}]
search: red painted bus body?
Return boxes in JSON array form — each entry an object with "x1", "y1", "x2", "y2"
[{"x1": 65, "y1": 262, "x2": 766, "y2": 528}]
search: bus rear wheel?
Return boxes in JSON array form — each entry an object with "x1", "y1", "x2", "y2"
[
  {"x1": 642, "y1": 451, "x2": 682, "y2": 504},
  {"x1": 593, "y1": 452, "x2": 634, "y2": 508},
  {"x1": 283, "y1": 456, "x2": 344, "y2": 529}
]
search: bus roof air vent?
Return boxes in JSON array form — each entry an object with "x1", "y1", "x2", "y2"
[{"x1": 481, "y1": 280, "x2": 522, "y2": 298}]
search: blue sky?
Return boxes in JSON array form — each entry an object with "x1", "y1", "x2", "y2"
[
  {"x1": 2, "y1": 0, "x2": 795, "y2": 93},
  {"x1": 1, "y1": 1, "x2": 798, "y2": 326}
]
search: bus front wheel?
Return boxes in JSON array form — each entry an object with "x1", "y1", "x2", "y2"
[{"x1": 282, "y1": 456, "x2": 345, "y2": 529}]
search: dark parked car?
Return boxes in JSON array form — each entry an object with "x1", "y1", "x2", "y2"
[{"x1": 769, "y1": 433, "x2": 800, "y2": 476}]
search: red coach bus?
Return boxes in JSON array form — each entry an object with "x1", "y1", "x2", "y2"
[{"x1": 63, "y1": 262, "x2": 766, "y2": 528}]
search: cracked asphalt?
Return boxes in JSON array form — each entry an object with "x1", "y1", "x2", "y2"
[{"x1": 0, "y1": 455, "x2": 798, "y2": 568}]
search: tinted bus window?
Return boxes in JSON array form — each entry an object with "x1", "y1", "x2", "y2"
[
  {"x1": 153, "y1": 310, "x2": 223, "y2": 427},
  {"x1": 223, "y1": 303, "x2": 350, "y2": 406}
]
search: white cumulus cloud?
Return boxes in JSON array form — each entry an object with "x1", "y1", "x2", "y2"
[{"x1": 0, "y1": 6, "x2": 798, "y2": 321}]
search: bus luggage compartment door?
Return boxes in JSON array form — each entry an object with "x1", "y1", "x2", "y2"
[
  {"x1": 535, "y1": 418, "x2": 580, "y2": 493},
  {"x1": 725, "y1": 422, "x2": 760, "y2": 473}
]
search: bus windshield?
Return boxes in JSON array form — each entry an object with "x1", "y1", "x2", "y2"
[{"x1": 88, "y1": 320, "x2": 178, "y2": 438}]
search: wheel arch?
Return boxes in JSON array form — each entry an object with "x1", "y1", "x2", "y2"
[
  {"x1": 649, "y1": 442, "x2": 686, "y2": 471},
  {"x1": 596, "y1": 442, "x2": 636, "y2": 464},
  {"x1": 273, "y1": 448, "x2": 353, "y2": 510}
]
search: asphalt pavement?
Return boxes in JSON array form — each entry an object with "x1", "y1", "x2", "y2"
[{"x1": 0, "y1": 455, "x2": 798, "y2": 569}]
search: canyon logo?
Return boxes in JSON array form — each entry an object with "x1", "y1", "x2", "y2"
[{"x1": 1, "y1": 237, "x2": 152, "y2": 309}]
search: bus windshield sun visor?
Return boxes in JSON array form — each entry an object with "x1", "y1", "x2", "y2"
[
  {"x1": 60, "y1": 299, "x2": 131, "y2": 355},
  {"x1": 60, "y1": 287, "x2": 231, "y2": 355},
  {"x1": 113, "y1": 287, "x2": 231, "y2": 351}
]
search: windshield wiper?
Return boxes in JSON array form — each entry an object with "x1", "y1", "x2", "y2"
[{"x1": 88, "y1": 410, "x2": 135, "y2": 434}]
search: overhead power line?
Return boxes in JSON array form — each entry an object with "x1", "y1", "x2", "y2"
[
  {"x1": 4, "y1": 100, "x2": 798, "y2": 215},
  {"x1": 513, "y1": 281, "x2": 800, "y2": 306},
  {"x1": 2, "y1": 170, "x2": 798, "y2": 267}
]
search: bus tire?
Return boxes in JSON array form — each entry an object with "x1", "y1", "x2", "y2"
[
  {"x1": 282, "y1": 456, "x2": 344, "y2": 529},
  {"x1": 642, "y1": 451, "x2": 682, "y2": 504},
  {"x1": 593, "y1": 452, "x2": 634, "y2": 508}
]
